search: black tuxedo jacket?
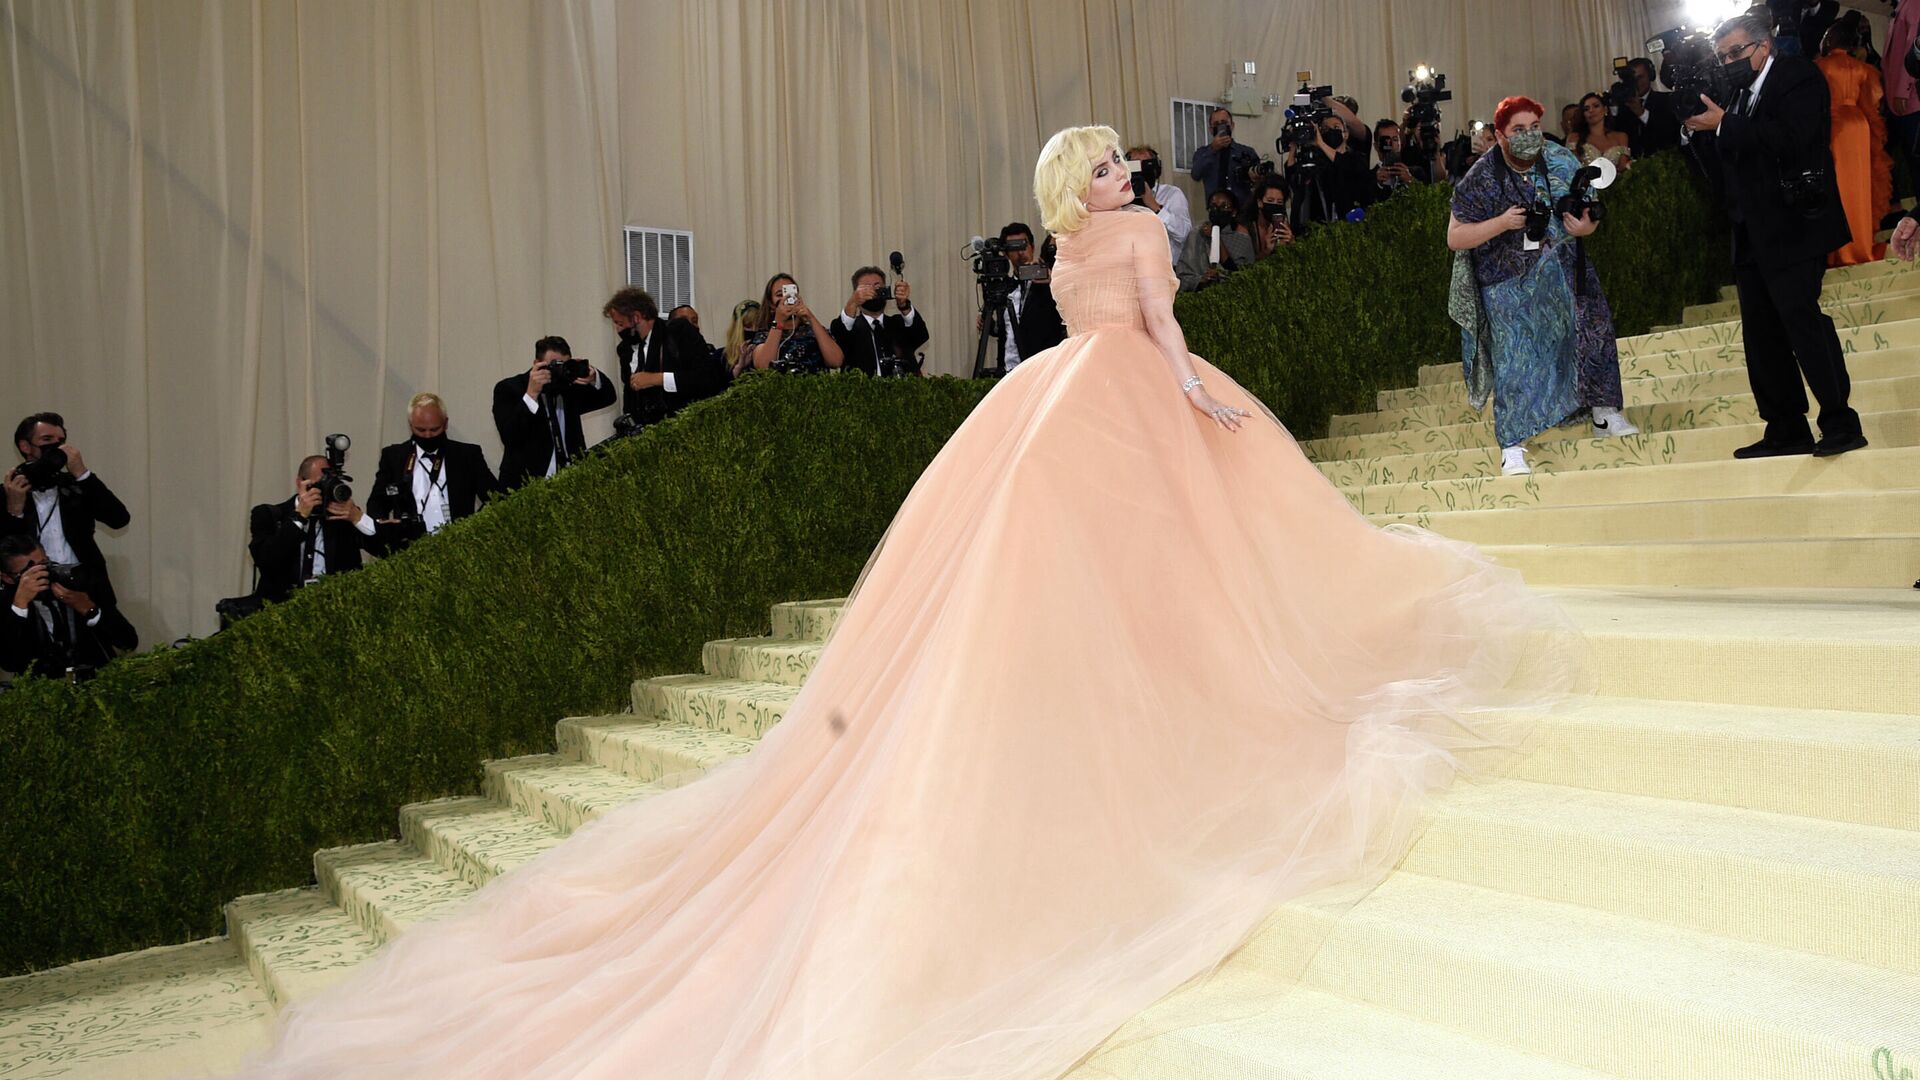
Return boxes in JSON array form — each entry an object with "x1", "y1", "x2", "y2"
[
  {"x1": 829, "y1": 309, "x2": 932, "y2": 376},
  {"x1": 615, "y1": 317, "x2": 729, "y2": 423},
  {"x1": 1634, "y1": 92, "x2": 1683, "y2": 156},
  {"x1": 366, "y1": 438, "x2": 500, "y2": 545},
  {"x1": 248, "y1": 496, "x2": 377, "y2": 604},
  {"x1": 1008, "y1": 281, "x2": 1067, "y2": 361},
  {"x1": 491, "y1": 368, "x2": 617, "y2": 488},
  {"x1": 1704, "y1": 56, "x2": 1851, "y2": 268},
  {"x1": 0, "y1": 597, "x2": 137, "y2": 676},
  {"x1": 1, "y1": 471, "x2": 131, "y2": 605}
]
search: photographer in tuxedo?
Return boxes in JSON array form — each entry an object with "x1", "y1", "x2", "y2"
[
  {"x1": 492, "y1": 336, "x2": 617, "y2": 487},
  {"x1": 248, "y1": 455, "x2": 377, "y2": 604},
  {"x1": 605, "y1": 287, "x2": 728, "y2": 430},
  {"x1": 367, "y1": 393, "x2": 501, "y2": 552},
  {"x1": 0, "y1": 533, "x2": 136, "y2": 679},
  {"x1": 977, "y1": 222, "x2": 1067, "y2": 374},
  {"x1": 832, "y1": 265, "x2": 930, "y2": 377},
  {"x1": 1687, "y1": 13, "x2": 1864, "y2": 459},
  {"x1": 3, "y1": 412, "x2": 132, "y2": 608}
]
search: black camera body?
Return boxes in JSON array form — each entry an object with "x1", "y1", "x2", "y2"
[
  {"x1": 45, "y1": 562, "x2": 89, "y2": 592},
  {"x1": 16, "y1": 446, "x2": 69, "y2": 491},
  {"x1": 1523, "y1": 202, "x2": 1552, "y2": 245},
  {"x1": 970, "y1": 234, "x2": 1026, "y2": 287},
  {"x1": 1656, "y1": 28, "x2": 1731, "y2": 119},
  {"x1": 540, "y1": 356, "x2": 590, "y2": 388},
  {"x1": 1780, "y1": 167, "x2": 1832, "y2": 218},
  {"x1": 1281, "y1": 81, "x2": 1336, "y2": 161},
  {"x1": 1556, "y1": 164, "x2": 1609, "y2": 225},
  {"x1": 869, "y1": 284, "x2": 894, "y2": 304},
  {"x1": 316, "y1": 433, "x2": 353, "y2": 504},
  {"x1": 1401, "y1": 69, "x2": 1452, "y2": 142}
]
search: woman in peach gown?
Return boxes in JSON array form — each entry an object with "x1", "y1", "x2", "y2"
[
  {"x1": 1819, "y1": 20, "x2": 1892, "y2": 266},
  {"x1": 225, "y1": 126, "x2": 1581, "y2": 1079}
]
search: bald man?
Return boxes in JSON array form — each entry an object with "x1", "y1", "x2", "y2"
[{"x1": 367, "y1": 392, "x2": 502, "y2": 552}]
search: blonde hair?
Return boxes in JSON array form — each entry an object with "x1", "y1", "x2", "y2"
[
  {"x1": 408, "y1": 392, "x2": 446, "y2": 415},
  {"x1": 1033, "y1": 125, "x2": 1122, "y2": 236},
  {"x1": 725, "y1": 299, "x2": 761, "y2": 371}
]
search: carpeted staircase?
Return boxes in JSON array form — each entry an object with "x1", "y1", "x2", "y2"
[{"x1": 4, "y1": 265, "x2": 1918, "y2": 1080}]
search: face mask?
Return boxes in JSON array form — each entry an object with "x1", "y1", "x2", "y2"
[
  {"x1": 1506, "y1": 129, "x2": 1546, "y2": 161},
  {"x1": 860, "y1": 296, "x2": 888, "y2": 313},
  {"x1": 1323, "y1": 128, "x2": 1345, "y2": 149},
  {"x1": 618, "y1": 326, "x2": 641, "y2": 344},
  {"x1": 1722, "y1": 55, "x2": 1759, "y2": 91},
  {"x1": 1208, "y1": 206, "x2": 1235, "y2": 227},
  {"x1": 415, "y1": 433, "x2": 448, "y2": 455}
]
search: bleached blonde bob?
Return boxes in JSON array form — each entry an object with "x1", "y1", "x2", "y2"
[{"x1": 1033, "y1": 124, "x2": 1123, "y2": 236}]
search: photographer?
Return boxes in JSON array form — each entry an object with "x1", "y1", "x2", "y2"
[
  {"x1": 1685, "y1": 13, "x2": 1863, "y2": 458},
  {"x1": 1447, "y1": 95, "x2": 1633, "y2": 477},
  {"x1": 1625, "y1": 58, "x2": 1683, "y2": 156},
  {"x1": 248, "y1": 453, "x2": 377, "y2": 604},
  {"x1": 832, "y1": 265, "x2": 930, "y2": 377},
  {"x1": 3, "y1": 412, "x2": 131, "y2": 609},
  {"x1": 1190, "y1": 106, "x2": 1261, "y2": 203},
  {"x1": 606, "y1": 287, "x2": 728, "y2": 429},
  {"x1": 1125, "y1": 146, "x2": 1192, "y2": 260},
  {"x1": 492, "y1": 335, "x2": 617, "y2": 487},
  {"x1": 1246, "y1": 177, "x2": 1293, "y2": 259},
  {"x1": 1285, "y1": 111, "x2": 1365, "y2": 230},
  {"x1": 367, "y1": 393, "x2": 500, "y2": 551},
  {"x1": 977, "y1": 222, "x2": 1066, "y2": 373},
  {"x1": 0, "y1": 533, "x2": 136, "y2": 678},
  {"x1": 746, "y1": 273, "x2": 845, "y2": 373},
  {"x1": 1177, "y1": 189, "x2": 1256, "y2": 291},
  {"x1": 1372, "y1": 120, "x2": 1419, "y2": 196},
  {"x1": 1400, "y1": 110, "x2": 1454, "y2": 184}
]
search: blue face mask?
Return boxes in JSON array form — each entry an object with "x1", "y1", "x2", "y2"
[{"x1": 1506, "y1": 128, "x2": 1546, "y2": 161}]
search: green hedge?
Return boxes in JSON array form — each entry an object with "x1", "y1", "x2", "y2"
[
  {"x1": 0, "y1": 151, "x2": 1732, "y2": 976},
  {"x1": 1174, "y1": 150, "x2": 1732, "y2": 439}
]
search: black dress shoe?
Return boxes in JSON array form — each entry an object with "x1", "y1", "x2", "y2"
[
  {"x1": 1732, "y1": 438, "x2": 1816, "y2": 459},
  {"x1": 1811, "y1": 432, "x2": 1869, "y2": 458}
]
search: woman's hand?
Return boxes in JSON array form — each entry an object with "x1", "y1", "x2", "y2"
[{"x1": 1188, "y1": 387, "x2": 1251, "y2": 432}]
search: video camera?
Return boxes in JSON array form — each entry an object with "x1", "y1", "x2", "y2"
[
  {"x1": 1400, "y1": 65, "x2": 1452, "y2": 142},
  {"x1": 1279, "y1": 75, "x2": 1336, "y2": 166},
  {"x1": 1652, "y1": 27, "x2": 1731, "y2": 120},
  {"x1": 316, "y1": 433, "x2": 353, "y2": 504},
  {"x1": 1606, "y1": 56, "x2": 1636, "y2": 108},
  {"x1": 1128, "y1": 153, "x2": 1163, "y2": 204}
]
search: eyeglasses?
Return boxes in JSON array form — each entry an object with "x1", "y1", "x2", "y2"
[{"x1": 1715, "y1": 40, "x2": 1761, "y2": 64}]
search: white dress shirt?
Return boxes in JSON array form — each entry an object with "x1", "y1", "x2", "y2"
[
  {"x1": 839, "y1": 307, "x2": 920, "y2": 371},
  {"x1": 522, "y1": 370, "x2": 602, "y2": 477},
  {"x1": 308, "y1": 511, "x2": 378, "y2": 580},
  {"x1": 410, "y1": 448, "x2": 452, "y2": 534},
  {"x1": 28, "y1": 471, "x2": 86, "y2": 565},
  {"x1": 1151, "y1": 182, "x2": 1193, "y2": 261}
]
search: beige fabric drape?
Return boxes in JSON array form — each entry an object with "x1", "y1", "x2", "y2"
[{"x1": 1, "y1": 0, "x2": 1652, "y2": 645}]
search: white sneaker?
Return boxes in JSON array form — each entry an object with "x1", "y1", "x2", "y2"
[
  {"x1": 1501, "y1": 446, "x2": 1532, "y2": 475},
  {"x1": 1592, "y1": 407, "x2": 1639, "y2": 438}
]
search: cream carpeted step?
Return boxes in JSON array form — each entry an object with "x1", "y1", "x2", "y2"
[
  {"x1": 1374, "y1": 341, "x2": 1919, "y2": 415},
  {"x1": 223, "y1": 888, "x2": 379, "y2": 1010},
  {"x1": 768, "y1": 597, "x2": 845, "y2": 641},
  {"x1": 1321, "y1": 407, "x2": 1920, "y2": 485},
  {"x1": 399, "y1": 795, "x2": 568, "y2": 891},
  {"x1": 0, "y1": 938, "x2": 275, "y2": 1079},
  {"x1": 1334, "y1": 367, "x2": 1920, "y2": 438},
  {"x1": 1482, "y1": 534, "x2": 1920, "y2": 588},
  {"x1": 632, "y1": 673, "x2": 798, "y2": 740},
  {"x1": 1342, "y1": 442, "x2": 1918, "y2": 516},
  {"x1": 555, "y1": 713, "x2": 756, "y2": 784},
  {"x1": 1554, "y1": 586, "x2": 1920, "y2": 713},
  {"x1": 314, "y1": 840, "x2": 477, "y2": 944},
  {"x1": 702, "y1": 635, "x2": 822, "y2": 687},
  {"x1": 1229, "y1": 872, "x2": 1920, "y2": 1080},
  {"x1": 1374, "y1": 489, "x2": 1920, "y2": 546},
  {"x1": 481, "y1": 753, "x2": 679, "y2": 835},
  {"x1": 1614, "y1": 291, "x2": 1920, "y2": 360},
  {"x1": 1512, "y1": 696, "x2": 1920, "y2": 831},
  {"x1": 1407, "y1": 778, "x2": 1920, "y2": 972},
  {"x1": 1069, "y1": 972, "x2": 1624, "y2": 1080},
  {"x1": 1683, "y1": 278, "x2": 1920, "y2": 325}
]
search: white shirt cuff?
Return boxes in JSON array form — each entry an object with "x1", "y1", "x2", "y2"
[
  {"x1": 86, "y1": 608, "x2": 103, "y2": 627},
  {"x1": 352, "y1": 513, "x2": 377, "y2": 537},
  {"x1": 73, "y1": 470, "x2": 93, "y2": 482},
  {"x1": 9, "y1": 605, "x2": 26, "y2": 618},
  {"x1": 523, "y1": 394, "x2": 541, "y2": 412},
  {"x1": 840, "y1": 312, "x2": 858, "y2": 330},
  {"x1": 899, "y1": 308, "x2": 917, "y2": 326},
  {"x1": 662, "y1": 372, "x2": 678, "y2": 393}
]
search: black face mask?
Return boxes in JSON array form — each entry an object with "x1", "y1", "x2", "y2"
[
  {"x1": 618, "y1": 326, "x2": 642, "y2": 344},
  {"x1": 860, "y1": 296, "x2": 888, "y2": 313},
  {"x1": 1722, "y1": 55, "x2": 1760, "y2": 92},
  {"x1": 415, "y1": 433, "x2": 448, "y2": 455},
  {"x1": 1323, "y1": 127, "x2": 1346, "y2": 149},
  {"x1": 1208, "y1": 207, "x2": 1235, "y2": 227}
]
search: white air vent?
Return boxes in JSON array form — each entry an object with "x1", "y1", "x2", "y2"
[
  {"x1": 1170, "y1": 98, "x2": 1221, "y2": 173},
  {"x1": 623, "y1": 226, "x2": 695, "y2": 309}
]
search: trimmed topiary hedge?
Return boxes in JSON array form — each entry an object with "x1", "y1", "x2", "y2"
[{"x1": 0, "y1": 151, "x2": 1732, "y2": 976}]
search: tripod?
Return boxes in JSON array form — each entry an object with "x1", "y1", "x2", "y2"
[{"x1": 971, "y1": 277, "x2": 1016, "y2": 380}]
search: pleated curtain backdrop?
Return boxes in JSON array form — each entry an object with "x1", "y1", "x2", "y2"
[{"x1": 0, "y1": 0, "x2": 1653, "y2": 645}]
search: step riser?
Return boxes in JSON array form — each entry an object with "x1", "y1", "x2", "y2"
[
  {"x1": 554, "y1": 717, "x2": 748, "y2": 785},
  {"x1": 1404, "y1": 796, "x2": 1920, "y2": 975},
  {"x1": 314, "y1": 843, "x2": 476, "y2": 947},
  {"x1": 1334, "y1": 369, "x2": 1920, "y2": 439},
  {"x1": 1682, "y1": 280, "x2": 1920, "y2": 326},
  {"x1": 1486, "y1": 537, "x2": 1920, "y2": 589},
  {"x1": 633, "y1": 677, "x2": 793, "y2": 740},
  {"x1": 1377, "y1": 491, "x2": 1920, "y2": 546},
  {"x1": 398, "y1": 797, "x2": 564, "y2": 892},
  {"x1": 1343, "y1": 446, "x2": 1919, "y2": 517},
  {"x1": 1375, "y1": 344, "x2": 1920, "y2": 414},
  {"x1": 1615, "y1": 293, "x2": 1920, "y2": 360},
  {"x1": 1589, "y1": 633, "x2": 1920, "y2": 714},
  {"x1": 223, "y1": 891, "x2": 374, "y2": 1013},
  {"x1": 769, "y1": 601, "x2": 841, "y2": 642},
  {"x1": 703, "y1": 638, "x2": 815, "y2": 687}
]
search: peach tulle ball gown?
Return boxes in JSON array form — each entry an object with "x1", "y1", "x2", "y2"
[{"x1": 225, "y1": 204, "x2": 1581, "y2": 1079}]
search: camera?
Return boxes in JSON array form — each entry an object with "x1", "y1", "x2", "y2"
[
  {"x1": 869, "y1": 284, "x2": 894, "y2": 304},
  {"x1": 1128, "y1": 154, "x2": 1163, "y2": 202},
  {"x1": 540, "y1": 355, "x2": 590, "y2": 387},
  {"x1": 1556, "y1": 160, "x2": 1615, "y2": 225},
  {"x1": 1400, "y1": 66, "x2": 1452, "y2": 144},
  {"x1": 42, "y1": 561, "x2": 88, "y2": 591},
  {"x1": 380, "y1": 482, "x2": 420, "y2": 527},
  {"x1": 1523, "y1": 201, "x2": 1552, "y2": 246},
  {"x1": 1280, "y1": 78, "x2": 1336, "y2": 164},
  {"x1": 16, "y1": 445, "x2": 69, "y2": 490},
  {"x1": 1781, "y1": 167, "x2": 1832, "y2": 218},
  {"x1": 316, "y1": 433, "x2": 353, "y2": 504},
  {"x1": 1606, "y1": 56, "x2": 1636, "y2": 108},
  {"x1": 1653, "y1": 27, "x2": 1729, "y2": 120}
]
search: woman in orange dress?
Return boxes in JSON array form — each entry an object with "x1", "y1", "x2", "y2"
[{"x1": 1818, "y1": 19, "x2": 1892, "y2": 266}]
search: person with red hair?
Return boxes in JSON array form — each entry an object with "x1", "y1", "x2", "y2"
[{"x1": 1445, "y1": 94, "x2": 1632, "y2": 476}]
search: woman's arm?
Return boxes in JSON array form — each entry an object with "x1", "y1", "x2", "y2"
[
  {"x1": 751, "y1": 329, "x2": 779, "y2": 370},
  {"x1": 1130, "y1": 218, "x2": 1247, "y2": 430},
  {"x1": 810, "y1": 317, "x2": 845, "y2": 368}
]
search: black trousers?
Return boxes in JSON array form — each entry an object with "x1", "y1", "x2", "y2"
[{"x1": 1731, "y1": 230, "x2": 1861, "y2": 444}]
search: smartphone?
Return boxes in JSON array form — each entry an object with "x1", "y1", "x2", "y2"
[{"x1": 780, "y1": 283, "x2": 798, "y2": 305}]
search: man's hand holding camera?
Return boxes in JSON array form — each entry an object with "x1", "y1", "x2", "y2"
[
  {"x1": 11, "y1": 562, "x2": 48, "y2": 611},
  {"x1": 3, "y1": 470, "x2": 27, "y2": 517},
  {"x1": 1376, "y1": 162, "x2": 1413, "y2": 187},
  {"x1": 843, "y1": 280, "x2": 883, "y2": 320},
  {"x1": 525, "y1": 361, "x2": 553, "y2": 400},
  {"x1": 293, "y1": 476, "x2": 363, "y2": 525},
  {"x1": 1683, "y1": 94, "x2": 1727, "y2": 134},
  {"x1": 1563, "y1": 207, "x2": 1599, "y2": 237},
  {"x1": 891, "y1": 279, "x2": 912, "y2": 313}
]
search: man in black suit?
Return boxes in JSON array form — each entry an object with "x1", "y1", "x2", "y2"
[
  {"x1": 367, "y1": 392, "x2": 501, "y2": 552},
  {"x1": 1626, "y1": 58, "x2": 1683, "y2": 156},
  {"x1": 979, "y1": 222, "x2": 1067, "y2": 374},
  {"x1": 604, "y1": 288, "x2": 728, "y2": 428},
  {"x1": 3, "y1": 412, "x2": 132, "y2": 608},
  {"x1": 249, "y1": 455, "x2": 379, "y2": 604},
  {"x1": 831, "y1": 265, "x2": 931, "y2": 377},
  {"x1": 0, "y1": 533, "x2": 137, "y2": 678},
  {"x1": 1687, "y1": 13, "x2": 1864, "y2": 458},
  {"x1": 491, "y1": 335, "x2": 617, "y2": 487}
]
